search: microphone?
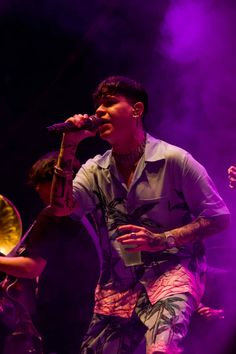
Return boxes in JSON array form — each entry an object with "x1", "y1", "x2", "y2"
[{"x1": 46, "y1": 115, "x2": 104, "y2": 133}]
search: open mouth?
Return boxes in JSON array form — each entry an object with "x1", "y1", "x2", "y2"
[{"x1": 99, "y1": 122, "x2": 111, "y2": 133}]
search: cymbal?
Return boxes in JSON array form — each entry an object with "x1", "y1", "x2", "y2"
[{"x1": 0, "y1": 195, "x2": 22, "y2": 255}]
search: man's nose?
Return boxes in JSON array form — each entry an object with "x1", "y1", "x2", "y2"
[{"x1": 95, "y1": 105, "x2": 106, "y2": 118}]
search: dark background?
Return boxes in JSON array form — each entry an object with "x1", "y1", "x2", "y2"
[
  {"x1": 0, "y1": 1, "x2": 236, "y2": 352},
  {"x1": 0, "y1": 0, "x2": 169, "y2": 224}
]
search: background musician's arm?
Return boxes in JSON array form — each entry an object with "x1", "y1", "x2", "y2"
[{"x1": 0, "y1": 255, "x2": 46, "y2": 279}]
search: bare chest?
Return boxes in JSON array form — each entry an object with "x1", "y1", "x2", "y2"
[{"x1": 118, "y1": 164, "x2": 136, "y2": 188}]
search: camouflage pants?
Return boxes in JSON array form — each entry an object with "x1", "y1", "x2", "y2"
[{"x1": 80, "y1": 293, "x2": 196, "y2": 354}]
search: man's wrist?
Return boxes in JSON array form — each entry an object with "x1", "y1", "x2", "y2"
[{"x1": 54, "y1": 166, "x2": 73, "y2": 177}]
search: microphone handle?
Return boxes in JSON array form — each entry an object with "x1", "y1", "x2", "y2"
[{"x1": 46, "y1": 115, "x2": 101, "y2": 133}]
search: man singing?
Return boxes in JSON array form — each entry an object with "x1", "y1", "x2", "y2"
[{"x1": 50, "y1": 76, "x2": 230, "y2": 354}]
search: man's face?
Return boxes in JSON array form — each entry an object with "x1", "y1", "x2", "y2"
[
  {"x1": 34, "y1": 181, "x2": 52, "y2": 205},
  {"x1": 95, "y1": 95, "x2": 137, "y2": 145}
]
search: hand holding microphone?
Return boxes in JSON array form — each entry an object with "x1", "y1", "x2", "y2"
[{"x1": 47, "y1": 114, "x2": 104, "y2": 134}]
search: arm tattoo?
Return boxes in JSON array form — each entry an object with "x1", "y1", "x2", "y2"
[
  {"x1": 170, "y1": 215, "x2": 230, "y2": 247},
  {"x1": 58, "y1": 136, "x2": 78, "y2": 171},
  {"x1": 50, "y1": 134, "x2": 78, "y2": 214},
  {"x1": 146, "y1": 229, "x2": 165, "y2": 249},
  {"x1": 51, "y1": 174, "x2": 75, "y2": 213}
]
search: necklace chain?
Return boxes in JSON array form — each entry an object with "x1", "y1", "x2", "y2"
[{"x1": 113, "y1": 136, "x2": 146, "y2": 165}]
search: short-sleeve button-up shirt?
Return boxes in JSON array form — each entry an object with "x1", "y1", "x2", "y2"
[{"x1": 72, "y1": 134, "x2": 229, "y2": 318}]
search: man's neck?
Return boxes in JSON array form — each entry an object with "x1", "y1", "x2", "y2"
[
  {"x1": 112, "y1": 131, "x2": 146, "y2": 167},
  {"x1": 112, "y1": 129, "x2": 146, "y2": 155}
]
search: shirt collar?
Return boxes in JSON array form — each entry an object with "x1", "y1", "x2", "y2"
[{"x1": 94, "y1": 133, "x2": 166, "y2": 169}]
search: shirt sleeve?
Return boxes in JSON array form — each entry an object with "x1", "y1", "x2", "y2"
[
  {"x1": 72, "y1": 160, "x2": 99, "y2": 218},
  {"x1": 179, "y1": 152, "x2": 230, "y2": 219}
]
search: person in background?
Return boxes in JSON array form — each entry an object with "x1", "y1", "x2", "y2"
[
  {"x1": 50, "y1": 75, "x2": 230, "y2": 354},
  {"x1": 27, "y1": 151, "x2": 100, "y2": 354},
  {"x1": 0, "y1": 151, "x2": 100, "y2": 354},
  {"x1": 228, "y1": 165, "x2": 236, "y2": 188}
]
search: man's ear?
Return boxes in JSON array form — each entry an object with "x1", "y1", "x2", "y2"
[{"x1": 133, "y1": 102, "x2": 144, "y2": 117}]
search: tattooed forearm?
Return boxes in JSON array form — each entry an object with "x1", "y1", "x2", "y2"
[
  {"x1": 58, "y1": 138, "x2": 78, "y2": 171},
  {"x1": 170, "y1": 215, "x2": 230, "y2": 247},
  {"x1": 50, "y1": 172, "x2": 75, "y2": 215},
  {"x1": 50, "y1": 135, "x2": 78, "y2": 216}
]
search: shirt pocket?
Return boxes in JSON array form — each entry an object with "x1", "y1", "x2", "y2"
[{"x1": 128, "y1": 195, "x2": 168, "y2": 232}]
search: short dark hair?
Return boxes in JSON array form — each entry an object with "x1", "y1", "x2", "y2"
[
  {"x1": 93, "y1": 76, "x2": 148, "y2": 116},
  {"x1": 28, "y1": 151, "x2": 81, "y2": 186}
]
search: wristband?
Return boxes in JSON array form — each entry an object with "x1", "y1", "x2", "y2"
[{"x1": 54, "y1": 166, "x2": 73, "y2": 177}]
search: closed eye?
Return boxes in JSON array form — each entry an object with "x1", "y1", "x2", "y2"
[{"x1": 102, "y1": 98, "x2": 118, "y2": 107}]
